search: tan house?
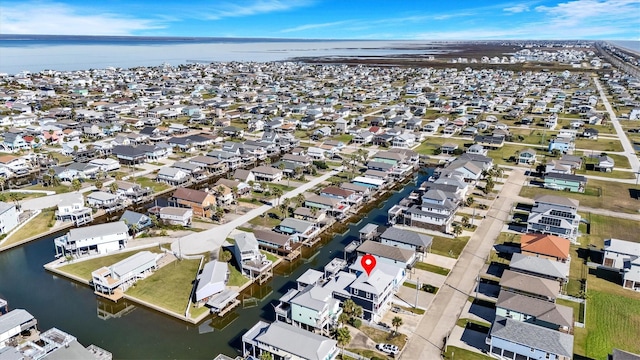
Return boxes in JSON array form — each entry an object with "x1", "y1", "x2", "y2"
[{"x1": 170, "y1": 187, "x2": 216, "y2": 218}]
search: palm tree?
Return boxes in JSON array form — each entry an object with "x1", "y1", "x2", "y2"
[
  {"x1": 0, "y1": 176, "x2": 5, "y2": 192},
  {"x1": 465, "y1": 196, "x2": 475, "y2": 207},
  {"x1": 453, "y1": 224, "x2": 463, "y2": 237},
  {"x1": 461, "y1": 215, "x2": 470, "y2": 228},
  {"x1": 272, "y1": 187, "x2": 283, "y2": 206},
  {"x1": 391, "y1": 316, "x2": 403, "y2": 336},
  {"x1": 295, "y1": 193, "x2": 306, "y2": 208},
  {"x1": 71, "y1": 178, "x2": 82, "y2": 192},
  {"x1": 95, "y1": 177, "x2": 104, "y2": 190},
  {"x1": 333, "y1": 327, "x2": 351, "y2": 355},
  {"x1": 110, "y1": 181, "x2": 119, "y2": 194},
  {"x1": 130, "y1": 223, "x2": 139, "y2": 239},
  {"x1": 259, "y1": 352, "x2": 273, "y2": 360}
]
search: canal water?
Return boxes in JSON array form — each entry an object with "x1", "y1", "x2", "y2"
[{"x1": 0, "y1": 169, "x2": 431, "y2": 359}]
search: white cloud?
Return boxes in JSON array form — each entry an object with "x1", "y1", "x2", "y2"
[
  {"x1": 504, "y1": 4, "x2": 530, "y2": 13},
  {"x1": 205, "y1": 0, "x2": 314, "y2": 20},
  {"x1": 280, "y1": 20, "x2": 352, "y2": 33},
  {"x1": 0, "y1": 1, "x2": 164, "y2": 35},
  {"x1": 535, "y1": 0, "x2": 640, "y2": 25}
]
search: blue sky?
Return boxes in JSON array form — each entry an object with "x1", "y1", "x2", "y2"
[{"x1": 1, "y1": 0, "x2": 639, "y2": 40}]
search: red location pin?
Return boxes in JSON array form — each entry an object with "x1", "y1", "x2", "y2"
[{"x1": 361, "y1": 254, "x2": 377, "y2": 276}]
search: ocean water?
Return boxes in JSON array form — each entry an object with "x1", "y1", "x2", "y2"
[
  {"x1": 609, "y1": 40, "x2": 640, "y2": 54},
  {"x1": 0, "y1": 35, "x2": 441, "y2": 75}
]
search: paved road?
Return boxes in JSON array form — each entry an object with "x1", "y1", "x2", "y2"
[
  {"x1": 401, "y1": 168, "x2": 527, "y2": 359},
  {"x1": 171, "y1": 168, "x2": 340, "y2": 256},
  {"x1": 594, "y1": 77, "x2": 640, "y2": 174}
]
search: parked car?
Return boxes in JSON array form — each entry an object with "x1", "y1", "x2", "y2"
[{"x1": 376, "y1": 343, "x2": 399, "y2": 355}]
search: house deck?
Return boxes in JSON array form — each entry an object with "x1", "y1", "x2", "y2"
[{"x1": 94, "y1": 288, "x2": 124, "y2": 302}]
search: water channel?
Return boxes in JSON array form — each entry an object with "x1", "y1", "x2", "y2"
[{"x1": 0, "y1": 169, "x2": 432, "y2": 359}]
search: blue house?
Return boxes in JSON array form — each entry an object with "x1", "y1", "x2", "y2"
[
  {"x1": 488, "y1": 317, "x2": 573, "y2": 360},
  {"x1": 548, "y1": 138, "x2": 573, "y2": 153}
]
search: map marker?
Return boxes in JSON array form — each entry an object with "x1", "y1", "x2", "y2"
[{"x1": 361, "y1": 254, "x2": 377, "y2": 276}]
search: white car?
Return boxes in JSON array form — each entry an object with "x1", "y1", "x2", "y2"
[{"x1": 376, "y1": 343, "x2": 399, "y2": 355}]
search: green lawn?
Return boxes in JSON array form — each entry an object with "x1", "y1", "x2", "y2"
[
  {"x1": 455, "y1": 318, "x2": 491, "y2": 329},
  {"x1": 1, "y1": 208, "x2": 56, "y2": 248},
  {"x1": 494, "y1": 232, "x2": 520, "y2": 245},
  {"x1": 414, "y1": 262, "x2": 450, "y2": 276},
  {"x1": 332, "y1": 134, "x2": 353, "y2": 144},
  {"x1": 443, "y1": 346, "x2": 492, "y2": 360},
  {"x1": 556, "y1": 298, "x2": 584, "y2": 323},
  {"x1": 578, "y1": 288, "x2": 640, "y2": 359},
  {"x1": 49, "y1": 152, "x2": 73, "y2": 164},
  {"x1": 126, "y1": 259, "x2": 200, "y2": 315},
  {"x1": 574, "y1": 138, "x2": 624, "y2": 152},
  {"x1": 414, "y1": 137, "x2": 469, "y2": 155},
  {"x1": 487, "y1": 143, "x2": 545, "y2": 165},
  {"x1": 58, "y1": 248, "x2": 162, "y2": 281},
  {"x1": 576, "y1": 151, "x2": 632, "y2": 170},
  {"x1": 260, "y1": 250, "x2": 279, "y2": 263},
  {"x1": 248, "y1": 210, "x2": 282, "y2": 227},
  {"x1": 0, "y1": 192, "x2": 45, "y2": 202},
  {"x1": 24, "y1": 183, "x2": 71, "y2": 194},
  {"x1": 134, "y1": 176, "x2": 170, "y2": 193},
  {"x1": 431, "y1": 236, "x2": 470, "y2": 258},
  {"x1": 227, "y1": 263, "x2": 249, "y2": 287},
  {"x1": 580, "y1": 213, "x2": 640, "y2": 248},
  {"x1": 519, "y1": 179, "x2": 640, "y2": 214}
]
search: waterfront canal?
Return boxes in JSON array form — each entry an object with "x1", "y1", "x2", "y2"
[{"x1": 0, "y1": 169, "x2": 432, "y2": 359}]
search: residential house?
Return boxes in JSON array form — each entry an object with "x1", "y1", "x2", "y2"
[
  {"x1": 526, "y1": 195, "x2": 580, "y2": 243},
  {"x1": 0, "y1": 309, "x2": 38, "y2": 348},
  {"x1": 602, "y1": 238, "x2": 640, "y2": 291},
  {"x1": 114, "y1": 180, "x2": 152, "y2": 203},
  {"x1": 518, "y1": 148, "x2": 537, "y2": 165},
  {"x1": 520, "y1": 233, "x2": 571, "y2": 262},
  {"x1": 88, "y1": 158, "x2": 121, "y2": 172},
  {"x1": 544, "y1": 172, "x2": 586, "y2": 193},
  {"x1": 54, "y1": 221, "x2": 129, "y2": 257},
  {"x1": 595, "y1": 154, "x2": 615, "y2": 172},
  {"x1": 156, "y1": 166, "x2": 190, "y2": 185},
  {"x1": 195, "y1": 261, "x2": 228, "y2": 303},
  {"x1": 1, "y1": 133, "x2": 30, "y2": 152},
  {"x1": 120, "y1": 210, "x2": 153, "y2": 232},
  {"x1": 232, "y1": 232, "x2": 272, "y2": 280},
  {"x1": 0, "y1": 202, "x2": 19, "y2": 235},
  {"x1": 474, "y1": 135, "x2": 505, "y2": 149},
  {"x1": 500, "y1": 269, "x2": 560, "y2": 302},
  {"x1": 379, "y1": 227, "x2": 433, "y2": 254},
  {"x1": 304, "y1": 194, "x2": 350, "y2": 218},
  {"x1": 509, "y1": 253, "x2": 569, "y2": 286},
  {"x1": 495, "y1": 290, "x2": 573, "y2": 333},
  {"x1": 92, "y1": 251, "x2": 160, "y2": 297},
  {"x1": 275, "y1": 218, "x2": 320, "y2": 242},
  {"x1": 356, "y1": 240, "x2": 417, "y2": 269},
  {"x1": 250, "y1": 165, "x2": 283, "y2": 182},
  {"x1": 548, "y1": 138, "x2": 573, "y2": 154},
  {"x1": 488, "y1": 317, "x2": 573, "y2": 360},
  {"x1": 346, "y1": 260, "x2": 405, "y2": 321},
  {"x1": 86, "y1": 191, "x2": 119, "y2": 209},
  {"x1": 253, "y1": 229, "x2": 297, "y2": 255},
  {"x1": 158, "y1": 206, "x2": 193, "y2": 227},
  {"x1": 112, "y1": 145, "x2": 147, "y2": 165},
  {"x1": 242, "y1": 321, "x2": 339, "y2": 360},
  {"x1": 55, "y1": 192, "x2": 93, "y2": 226},
  {"x1": 170, "y1": 187, "x2": 216, "y2": 218}
]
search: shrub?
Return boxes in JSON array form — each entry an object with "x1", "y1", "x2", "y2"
[
  {"x1": 349, "y1": 318, "x2": 362, "y2": 328},
  {"x1": 313, "y1": 160, "x2": 328, "y2": 170}
]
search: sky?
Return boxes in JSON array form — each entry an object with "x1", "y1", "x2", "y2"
[{"x1": 0, "y1": 0, "x2": 639, "y2": 40}]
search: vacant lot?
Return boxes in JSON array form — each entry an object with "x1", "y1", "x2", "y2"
[
  {"x1": 1, "y1": 208, "x2": 56, "y2": 248},
  {"x1": 574, "y1": 138, "x2": 624, "y2": 152},
  {"x1": 487, "y1": 143, "x2": 545, "y2": 165},
  {"x1": 58, "y1": 248, "x2": 163, "y2": 281},
  {"x1": 576, "y1": 287, "x2": 640, "y2": 359},
  {"x1": 431, "y1": 236, "x2": 470, "y2": 258},
  {"x1": 580, "y1": 213, "x2": 639, "y2": 248},
  {"x1": 126, "y1": 258, "x2": 200, "y2": 315},
  {"x1": 414, "y1": 137, "x2": 470, "y2": 155},
  {"x1": 133, "y1": 176, "x2": 170, "y2": 193},
  {"x1": 519, "y1": 179, "x2": 640, "y2": 214}
]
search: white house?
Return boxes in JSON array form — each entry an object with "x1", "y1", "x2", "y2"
[
  {"x1": 158, "y1": 206, "x2": 193, "y2": 227},
  {"x1": 88, "y1": 158, "x2": 121, "y2": 172},
  {"x1": 55, "y1": 192, "x2": 93, "y2": 226},
  {"x1": 195, "y1": 261, "x2": 229, "y2": 303},
  {"x1": 92, "y1": 251, "x2": 161, "y2": 297},
  {"x1": 0, "y1": 201, "x2": 19, "y2": 235},
  {"x1": 54, "y1": 221, "x2": 130, "y2": 257}
]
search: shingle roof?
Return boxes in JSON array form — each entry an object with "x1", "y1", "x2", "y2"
[
  {"x1": 534, "y1": 194, "x2": 579, "y2": 208},
  {"x1": 496, "y1": 290, "x2": 573, "y2": 328},
  {"x1": 172, "y1": 187, "x2": 209, "y2": 203},
  {"x1": 490, "y1": 316, "x2": 573, "y2": 357},
  {"x1": 380, "y1": 227, "x2": 433, "y2": 248},
  {"x1": 520, "y1": 233, "x2": 571, "y2": 260},
  {"x1": 356, "y1": 240, "x2": 414, "y2": 263},
  {"x1": 509, "y1": 253, "x2": 569, "y2": 280},
  {"x1": 500, "y1": 269, "x2": 560, "y2": 300},
  {"x1": 251, "y1": 321, "x2": 337, "y2": 360}
]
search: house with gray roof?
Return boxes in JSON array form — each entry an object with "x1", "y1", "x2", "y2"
[
  {"x1": 527, "y1": 194, "x2": 581, "y2": 243},
  {"x1": 195, "y1": 261, "x2": 228, "y2": 303},
  {"x1": 275, "y1": 218, "x2": 320, "y2": 241},
  {"x1": 509, "y1": 253, "x2": 569, "y2": 285},
  {"x1": 242, "y1": 320, "x2": 338, "y2": 360},
  {"x1": 0, "y1": 309, "x2": 37, "y2": 348},
  {"x1": 488, "y1": 316, "x2": 573, "y2": 360},
  {"x1": 379, "y1": 227, "x2": 433, "y2": 253},
  {"x1": 356, "y1": 240, "x2": 416, "y2": 269},
  {"x1": 232, "y1": 232, "x2": 272, "y2": 280},
  {"x1": 603, "y1": 238, "x2": 640, "y2": 291},
  {"x1": 495, "y1": 290, "x2": 573, "y2": 332},
  {"x1": 91, "y1": 251, "x2": 160, "y2": 298},
  {"x1": 500, "y1": 269, "x2": 560, "y2": 302},
  {"x1": 0, "y1": 201, "x2": 18, "y2": 235},
  {"x1": 54, "y1": 221, "x2": 129, "y2": 257}
]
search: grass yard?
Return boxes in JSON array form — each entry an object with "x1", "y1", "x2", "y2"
[
  {"x1": 126, "y1": 258, "x2": 200, "y2": 315},
  {"x1": 49, "y1": 152, "x2": 73, "y2": 164},
  {"x1": 0, "y1": 192, "x2": 45, "y2": 202},
  {"x1": 414, "y1": 137, "x2": 469, "y2": 155},
  {"x1": 487, "y1": 143, "x2": 545, "y2": 165},
  {"x1": 575, "y1": 151, "x2": 632, "y2": 170},
  {"x1": 248, "y1": 210, "x2": 282, "y2": 228},
  {"x1": 431, "y1": 236, "x2": 470, "y2": 258},
  {"x1": 556, "y1": 298, "x2": 584, "y2": 323},
  {"x1": 574, "y1": 168, "x2": 636, "y2": 179},
  {"x1": 443, "y1": 346, "x2": 492, "y2": 360},
  {"x1": 574, "y1": 138, "x2": 624, "y2": 152},
  {"x1": 414, "y1": 262, "x2": 450, "y2": 276},
  {"x1": 227, "y1": 263, "x2": 249, "y2": 287},
  {"x1": 133, "y1": 176, "x2": 170, "y2": 193},
  {"x1": 344, "y1": 348, "x2": 387, "y2": 360},
  {"x1": 24, "y1": 183, "x2": 72, "y2": 194},
  {"x1": 519, "y1": 179, "x2": 640, "y2": 214},
  {"x1": 360, "y1": 325, "x2": 408, "y2": 349},
  {"x1": 580, "y1": 213, "x2": 640, "y2": 248},
  {"x1": 332, "y1": 134, "x2": 353, "y2": 144},
  {"x1": 58, "y1": 248, "x2": 162, "y2": 281},
  {"x1": 577, "y1": 288, "x2": 640, "y2": 359},
  {"x1": 260, "y1": 250, "x2": 279, "y2": 263},
  {"x1": 494, "y1": 232, "x2": 520, "y2": 245},
  {"x1": 1, "y1": 208, "x2": 56, "y2": 248}
]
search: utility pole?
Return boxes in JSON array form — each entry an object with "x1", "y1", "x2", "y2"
[{"x1": 415, "y1": 277, "x2": 420, "y2": 310}]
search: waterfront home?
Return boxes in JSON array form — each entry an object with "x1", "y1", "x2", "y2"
[
  {"x1": 500, "y1": 269, "x2": 560, "y2": 302},
  {"x1": 0, "y1": 201, "x2": 19, "y2": 235},
  {"x1": 356, "y1": 240, "x2": 417, "y2": 268},
  {"x1": 242, "y1": 320, "x2": 339, "y2": 360},
  {"x1": 388, "y1": 187, "x2": 458, "y2": 234},
  {"x1": 120, "y1": 210, "x2": 153, "y2": 232},
  {"x1": 189, "y1": 155, "x2": 228, "y2": 175},
  {"x1": 232, "y1": 232, "x2": 272, "y2": 280},
  {"x1": 351, "y1": 176, "x2": 385, "y2": 189},
  {"x1": 0, "y1": 155, "x2": 28, "y2": 175},
  {"x1": 346, "y1": 259, "x2": 405, "y2": 321},
  {"x1": 156, "y1": 166, "x2": 190, "y2": 186},
  {"x1": 55, "y1": 192, "x2": 93, "y2": 226},
  {"x1": 509, "y1": 253, "x2": 569, "y2": 285},
  {"x1": 602, "y1": 238, "x2": 640, "y2": 291},
  {"x1": 488, "y1": 317, "x2": 573, "y2": 360},
  {"x1": 0, "y1": 309, "x2": 37, "y2": 347},
  {"x1": 114, "y1": 180, "x2": 152, "y2": 203},
  {"x1": 526, "y1": 194, "x2": 580, "y2": 243},
  {"x1": 297, "y1": 269, "x2": 325, "y2": 290},
  {"x1": 275, "y1": 283, "x2": 342, "y2": 336},
  {"x1": 379, "y1": 227, "x2": 433, "y2": 254},
  {"x1": 86, "y1": 191, "x2": 119, "y2": 209},
  {"x1": 320, "y1": 186, "x2": 362, "y2": 206},
  {"x1": 157, "y1": 206, "x2": 192, "y2": 227},
  {"x1": 195, "y1": 261, "x2": 229, "y2": 304},
  {"x1": 520, "y1": 234, "x2": 571, "y2": 262},
  {"x1": 274, "y1": 218, "x2": 321, "y2": 242},
  {"x1": 112, "y1": 145, "x2": 147, "y2": 165},
  {"x1": 92, "y1": 251, "x2": 160, "y2": 298},
  {"x1": 1, "y1": 132, "x2": 30, "y2": 152},
  {"x1": 170, "y1": 188, "x2": 216, "y2": 218},
  {"x1": 54, "y1": 221, "x2": 129, "y2": 257},
  {"x1": 253, "y1": 229, "x2": 296, "y2": 255},
  {"x1": 495, "y1": 290, "x2": 573, "y2": 333},
  {"x1": 250, "y1": 165, "x2": 283, "y2": 182},
  {"x1": 304, "y1": 194, "x2": 350, "y2": 219}
]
